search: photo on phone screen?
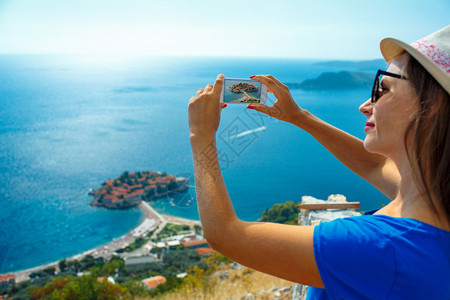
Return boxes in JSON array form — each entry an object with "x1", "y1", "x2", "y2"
[{"x1": 220, "y1": 78, "x2": 267, "y2": 104}]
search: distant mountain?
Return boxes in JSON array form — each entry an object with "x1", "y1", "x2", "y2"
[
  {"x1": 313, "y1": 59, "x2": 387, "y2": 70},
  {"x1": 287, "y1": 71, "x2": 373, "y2": 90}
]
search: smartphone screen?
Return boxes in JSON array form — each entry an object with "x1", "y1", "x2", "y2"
[{"x1": 220, "y1": 78, "x2": 267, "y2": 104}]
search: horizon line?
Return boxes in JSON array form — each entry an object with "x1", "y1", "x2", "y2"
[{"x1": 0, "y1": 53, "x2": 384, "y2": 61}]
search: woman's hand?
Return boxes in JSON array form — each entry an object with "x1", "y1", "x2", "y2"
[
  {"x1": 248, "y1": 75, "x2": 302, "y2": 124},
  {"x1": 188, "y1": 74, "x2": 226, "y2": 140}
]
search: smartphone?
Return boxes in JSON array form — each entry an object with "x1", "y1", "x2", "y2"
[{"x1": 220, "y1": 78, "x2": 267, "y2": 104}]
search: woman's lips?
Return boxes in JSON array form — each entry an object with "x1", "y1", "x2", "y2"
[{"x1": 364, "y1": 122, "x2": 375, "y2": 133}]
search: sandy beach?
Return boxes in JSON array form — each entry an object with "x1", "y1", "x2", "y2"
[
  {"x1": 10, "y1": 201, "x2": 200, "y2": 283},
  {"x1": 162, "y1": 214, "x2": 201, "y2": 226}
]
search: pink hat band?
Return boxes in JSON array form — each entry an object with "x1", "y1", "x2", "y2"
[
  {"x1": 411, "y1": 38, "x2": 450, "y2": 74},
  {"x1": 380, "y1": 26, "x2": 450, "y2": 95}
]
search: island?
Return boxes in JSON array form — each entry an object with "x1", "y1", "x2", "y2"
[
  {"x1": 89, "y1": 171, "x2": 189, "y2": 209},
  {"x1": 229, "y1": 82, "x2": 259, "y2": 93},
  {"x1": 287, "y1": 71, "x2": 373, "y2": 90}
]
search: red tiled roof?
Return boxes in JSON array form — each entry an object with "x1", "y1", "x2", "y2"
[
  {"x1": 0, "y1": 274, "x2": 14, "y2": 281},
  {"x1": 130, "y1": 184, "x2": 143, "y2": 190},
  {"x1": 195, "y1": 247, "x2": 214, "y2": 256},
  {"x1": 142, "y1": 276, "x2": 166, "y2": 289},
  {"x1": 127, "y1": 189, "x2": 145, "y2": 197},
  {"x1": 111, "y1": 197, "x2": 122, "y2": 203}
]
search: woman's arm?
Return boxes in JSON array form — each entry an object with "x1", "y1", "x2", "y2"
[
  {"x1": 189, "y1": 75, "x2": 323, "y2": 287},
  {"x1": 249, "y1": 75, "x2": 400, "y2": 200}
]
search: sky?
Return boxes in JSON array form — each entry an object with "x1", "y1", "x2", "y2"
[{"x1": 0, "y1": 0, "x2": 448, "y2": 59}]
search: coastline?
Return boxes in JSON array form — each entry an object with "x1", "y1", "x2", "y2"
[
  {"x1": 11, "y1": 201, "x2": 200, "y2": 283},
  {"x1": 226, "y1": 91, "x2": 253, "y2": 103}
]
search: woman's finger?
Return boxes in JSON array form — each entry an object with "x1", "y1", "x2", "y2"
[
  {"x1": 265, "y1": 75, "x2": 287, "y2": 88},
  {"x1": 212, "y1": 74, "x2": 225, "y2": 97},
  {"x1": 247, "y1": 103, "x2": 279, "y2": 118},
  {"x1": 204, "y1": 84, "x2": 213, "y2": 93},
  {"x1": 251, "y1": 75, "x2": 285, "y2": 98}
]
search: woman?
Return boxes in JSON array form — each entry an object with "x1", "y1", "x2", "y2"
[{"x1": 188, "y1": 26, "x2": 450, "y2": 299}]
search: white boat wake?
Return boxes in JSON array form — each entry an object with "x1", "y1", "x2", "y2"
[{"x1": 229, "y1": 126, "x2": 266, "y2": 139}]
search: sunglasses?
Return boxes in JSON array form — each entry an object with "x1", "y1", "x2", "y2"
[{"x1": 371, "y1": 70, "x2": 407, "y2": 103}]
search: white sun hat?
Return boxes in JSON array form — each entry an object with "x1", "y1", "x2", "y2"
[{"x1": 380, "y1": 25, "x2": 450, "y2": 95}]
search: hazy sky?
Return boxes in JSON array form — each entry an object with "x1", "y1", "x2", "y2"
[{"x1": 0, "y1": 0, "x2": 448, "y2": 59}]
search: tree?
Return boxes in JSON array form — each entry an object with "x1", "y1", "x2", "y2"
[
  {"x1": 168, "y1": 180, "x2": 178, "y2": 190},
  {"x1": 145, "y1": 189, "x2": 155, "y2": 199},
  {"x1": 58, "y1": 259, "x2": 67, "y2": 271},
  {"x1": 119, "y1": 171, "x2": 129, "y2": 181},
  {"x1": 259, "y1": 201, "x2": 299, "y2": 225},
  {"x1": 43, "y1": 267, "x2": 56, "y2": 276},
  {"x1": 194, "y1": 224, "x2": 203, "y2": 235},
  {"x1": 181, "y1": 252, "x2": 230, "y2": 298},
  {"x1": 163, "y1": 248, "x2": 204, "y2": 271},
  {"x1": 102, "y1": 259, "x2": 124, "y2": 276},
  {"x1": 81, "y1": 255, "x2": 96, "y2": 270},
  {"x1": 66, "y1": 259, "x2": 81, "y2": 271},
  {"x1": 30, "y1": 274, "x2": 130, "y2": 300},
  {"x1": 121, "y1": 280, "x2": 149, "y2": 297}
]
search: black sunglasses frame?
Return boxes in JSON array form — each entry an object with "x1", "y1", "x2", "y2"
[{"x1": 371, "y1": 70, "x2": 407, "y2": 103}]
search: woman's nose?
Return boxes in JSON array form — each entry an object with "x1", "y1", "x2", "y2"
[{"x1": 359, "y1": 98, "x2": 373, "y2": 116}]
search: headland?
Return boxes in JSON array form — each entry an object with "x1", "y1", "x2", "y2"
[
  {"x1": 89, "y1": 171, "x2": 189, "y2": 209},
  {"x1": 10, "y1": 170, "x2": 192, "y2": 282}
]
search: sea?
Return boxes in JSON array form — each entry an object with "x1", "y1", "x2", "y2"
[{"x1": 0, "y1": 55, "x2": 388, "y2": 273}]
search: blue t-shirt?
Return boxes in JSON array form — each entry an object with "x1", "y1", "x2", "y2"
[{"x1": 307, "y1": 211, "x2": 450, "y2": 300}]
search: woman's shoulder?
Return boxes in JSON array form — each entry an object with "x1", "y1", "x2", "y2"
[
  {"x1": 313, "y1": 213, "x2": 450, "y2": 299},
  {"x1": 321, "y1": 212, "x2": 450, "y2": 239},
  {"x1": 314, "y1": 213, "x2": 450, "y2": 260}
]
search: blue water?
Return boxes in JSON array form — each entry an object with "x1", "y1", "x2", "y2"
[{"x1": 0, "y1": 55, "x2": 388, "y2": 273}]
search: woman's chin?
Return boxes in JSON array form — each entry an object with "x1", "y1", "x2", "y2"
[{"x1": 363, "y1": 138, "x2": 379, "y2": 154}]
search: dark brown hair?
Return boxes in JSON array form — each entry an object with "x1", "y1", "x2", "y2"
[{"x1": 404, "y1": 55, "x2": 450, "y2": 221}]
